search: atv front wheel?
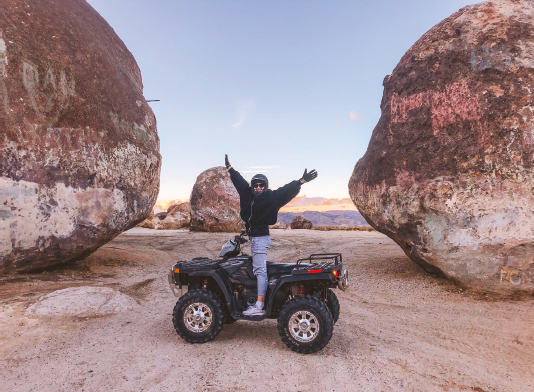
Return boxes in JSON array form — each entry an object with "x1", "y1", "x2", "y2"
[
  {"x1": 326, "y1": 289, "x2": 340, "y2": 324},
  {"x1": 277, "y1": 296, "x2": 334, "y2": 354},
  {"x1": 173, "y1": 289, "x2": 225, "y2": 343}
]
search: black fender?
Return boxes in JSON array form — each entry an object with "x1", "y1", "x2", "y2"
[
  {"x1": 188, "y1": 270, "x2": 232, "y2": 305},
  {"x1": 264, "y1": 272, "x2": 336, "y2": 316}
]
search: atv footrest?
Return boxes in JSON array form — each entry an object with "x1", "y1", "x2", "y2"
[{"x1": 234, "y1": 313, "x2": 267, "y2": 322}]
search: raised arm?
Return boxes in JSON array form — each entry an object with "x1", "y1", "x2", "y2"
[
  {"x1": 225, "y1": 154, "x2": 249, "y2": 196},
  {"x1": 273, "y1": 168, "x2": 318, "y2": 208},
  {"x1": 299, "y1": 168, "x2": 318, "y2": 184}
]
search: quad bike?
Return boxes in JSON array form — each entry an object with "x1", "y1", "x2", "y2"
[{"x1": 168, "y1": 230, "x2": 348, "y2": 354}]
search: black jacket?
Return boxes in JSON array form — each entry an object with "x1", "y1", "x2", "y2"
[{"x1": 229, "y1": 168, "x2": 301, "y2": 237}]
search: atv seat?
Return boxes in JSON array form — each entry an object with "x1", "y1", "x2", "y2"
[
  {"x1": 246, "y1": 261, "x2": 313, "y2": 279},
  {"x1": 266, "y1": 261, "x2": 298, "y2": 275}
]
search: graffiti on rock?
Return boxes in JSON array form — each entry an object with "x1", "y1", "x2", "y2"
[
  {"x1": 389, "y1": 80, "x2": 486, "y2": 145},
  {"x1": 0, "y1": 30, "x2": 8, "y2": 117},
  {"x1": 22, "y1": 61, "x2": 76, "y2": 124}
]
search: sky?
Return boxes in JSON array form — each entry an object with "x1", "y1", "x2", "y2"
[{"x1": 86, "y1": 0, "x2": 478, "y2": 201}]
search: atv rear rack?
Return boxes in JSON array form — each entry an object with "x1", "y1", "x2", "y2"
[
  {"x1": 292, "y1": 253, "x2": 342, "y2": 275},
  {"x1": 295, "y1": 253, "x2": 342, "y2": 266}
]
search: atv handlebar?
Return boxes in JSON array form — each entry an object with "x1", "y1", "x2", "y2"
[
  {"x1": 234, "y1": 230, "x2": 248, "y2": 244},
  {"x1": 230, "y1": 230, "x2": 248, "y2": 255}
]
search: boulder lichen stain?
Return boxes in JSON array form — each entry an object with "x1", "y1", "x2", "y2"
[
  {"x1": 4, "y1": 125, "x2": 160, "y2": 189},
  {"x1": 110, "y1": 111, "x2": 157, "y2": 147},
  {"x1": 0, "y1": 177, "x2": 133, "y2": 258}
]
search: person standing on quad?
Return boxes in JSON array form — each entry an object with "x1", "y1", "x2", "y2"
[{"x1": 225, "y1": 154, "x2": 318, "y2": 315}]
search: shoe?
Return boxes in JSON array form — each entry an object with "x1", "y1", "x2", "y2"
[{"x1": 243, "y1": 306, "x2": 265, "y2": 316}]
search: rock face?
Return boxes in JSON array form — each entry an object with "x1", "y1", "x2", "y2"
[
  {"x1": 349, "y1": 0, "x2": 534, "y2": 293},
  {"x1": 156, "y1": 202, "x2": 190, "y2": 230},
  {"x1": 167, "y1": 202, "x2": 190, "y2": 214},
  {"x1": 155, "y1": 212, "x2": 167, "y2": 220},
  {"x1": 137, "y1": 212, "x2": 157, "y2": 229},
  {"x1": 25, "y1": 287, "x2": 138, "y2": 317},
  {"x1": 190, "y1": 167, "x2": 241, "y2": 232},
  {"x1": 0, "y1": 0, "x2": 161, "y2": 272},
  {"x1": 138, "y1": 219, "x2": 156, "y2": 229},
  {"x1": 290, "y1": 216, "x2": 313, "y2": 230}
]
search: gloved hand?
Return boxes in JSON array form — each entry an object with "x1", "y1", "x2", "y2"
[
  {"x1": 300, "y1": 169, "x2": 317, "y2": 183},
  {"x1": 225, "y1": 154, "x2": 231, "y2": 169}
]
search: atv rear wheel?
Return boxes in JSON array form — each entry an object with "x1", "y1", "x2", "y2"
[
  {"x1": 277, "y1": 296, "x2": 334, "y2": 354},
  {"x1": 173, "y1": 289, "x2": 225, "y2": 343},
  {"x1": 326, "y1": 289, "x2": 340, "y2": 324}
]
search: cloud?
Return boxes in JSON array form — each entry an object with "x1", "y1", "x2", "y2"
[
  {"x1": 349, "y1": 110, "x2": 360, "y2": 121},
  {"x1": 247, "y1": 166, "x2": 279, "y2": 169},
  {"x1": 232, "y1": 100, "x2": 255, "y2": 128}
]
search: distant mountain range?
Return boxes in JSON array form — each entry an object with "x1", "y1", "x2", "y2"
[
  {"x1": 277, "y1": 210, "x2": 371, "y2": 228},
  {"x1": 278, "y1": 195, "x2": 357, "y2": 213}
]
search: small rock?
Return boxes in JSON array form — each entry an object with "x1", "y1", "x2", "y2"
[
  {"x1": 290, "y1": 216, "x2": 313, "y2": 230},
  {"x1": 156, "y1": 202, "x2": 190, "y2": 230},
  {"x1": 25, "y1": 287, "x2": 138, "y2": 317}
]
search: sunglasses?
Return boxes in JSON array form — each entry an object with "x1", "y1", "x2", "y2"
[{"x1": 253, "y1": 183, "x2": 265, "y2": 189}]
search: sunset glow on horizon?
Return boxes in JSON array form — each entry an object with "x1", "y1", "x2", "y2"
[{"x1": 154, "y1": 194, "x2": 357, "y2": 214}]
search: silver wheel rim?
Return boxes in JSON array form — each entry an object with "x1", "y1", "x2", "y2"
[
  {"x1": 183, "y1": 302, "x2": 213, "y2": 333},
  {"x1": 289, "y1": 310, "x2": 320, "y2": 342}
]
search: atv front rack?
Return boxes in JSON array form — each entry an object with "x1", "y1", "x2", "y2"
[{"x1": 177, "y1": 257, "x2": 220, "y2": 272}]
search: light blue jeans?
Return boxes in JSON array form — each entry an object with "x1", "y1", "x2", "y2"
[{"x1": 250, "y1": 235, "x2": 271, "y2": 296}]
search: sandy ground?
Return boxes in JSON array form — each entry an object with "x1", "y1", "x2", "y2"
[{"x1": 1, "y1": 228, "x2": 533, "y2": 392}]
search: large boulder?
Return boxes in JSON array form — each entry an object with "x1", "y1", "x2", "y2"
[
  {"x1": 190, "y1": 167, "x2": 241, "y2": 232},
  {"x1": 0, "y1": 0, "x2": 161, "y2": 272},
  {"x1": 156, "y1": 202, "x2": 190, "y2": 230},
  {"x1": 349, "y1": 0, "x2": 534, "y2": 293},
  {"x1": 290, "y1": 216, "x2": 313, "y2": 230}
]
